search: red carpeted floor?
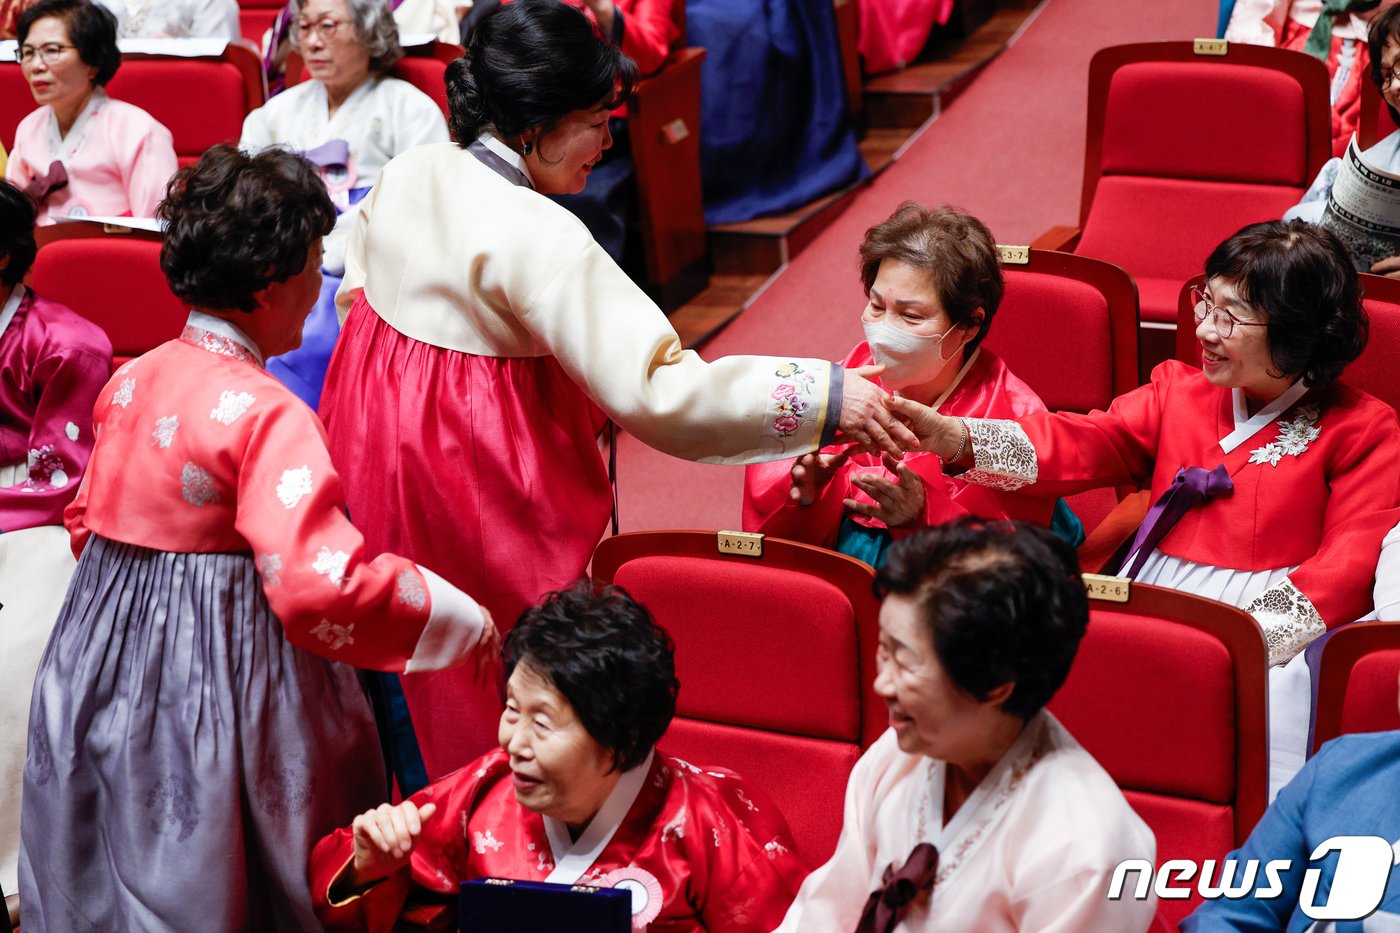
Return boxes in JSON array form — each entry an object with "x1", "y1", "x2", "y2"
[{"x1": 616, "y1": 0, "x2": 1214, "y2": 533}]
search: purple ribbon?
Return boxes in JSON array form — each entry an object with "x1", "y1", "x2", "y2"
[
  {"x1": 1123, "y1": 464, "x2": 1234, "y2": 579},
  {"x1": 856, "y1": 842, "x2": 939, "y2": 933},
  {"x1": 23, "y1": 160, "x2": 68, "y2": 204},
  {"x1": 300, "y1": 139, "x2": 351, "y2": 171}
]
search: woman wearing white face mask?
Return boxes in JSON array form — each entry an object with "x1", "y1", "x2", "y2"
[{"x1": 743, "y1": 203, "x2": 1068, "y2": 568}]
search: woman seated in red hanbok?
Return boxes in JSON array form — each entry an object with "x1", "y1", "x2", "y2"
[
  {"x1": 0, "y1": 178, "x2": 110, "y2": 920},
  {"x1": 743, "y1": 203, "x2": 1066, "y2": 569},
  {"x1": 20, "y1": 145, "x2": 497, "y2": 932},
  {"x1": 311, "y1": 583, "x2": 808, "y2": 932},
  {"x1": 887, "y1": 219, "x2": 1400, "y2": 796}
]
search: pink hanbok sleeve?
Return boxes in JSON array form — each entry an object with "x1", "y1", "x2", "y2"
[
  {"x1": 115, "y1": 112, "x2": 178, "y2": 217},
  {"x1": 232, "y1": 391, "x2": 488, "y2": 672},
  {"x1": 0, "y1": 299, "x2": 111, "y2": 532}
]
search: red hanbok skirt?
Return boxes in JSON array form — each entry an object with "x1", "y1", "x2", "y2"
[{"x1": 320, "y1": 295, "x2": 613, "y2": 778}]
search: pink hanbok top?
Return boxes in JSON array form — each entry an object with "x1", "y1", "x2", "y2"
[
  {"x1": 858, "y1": 0, "x2": 954, "y2": 76},
  {"x1": 0, "y1": 285, "x2": 111, "y2": 532},
  {"x1": 5, "y1": 88, "x2": 178, "y2": 225}
]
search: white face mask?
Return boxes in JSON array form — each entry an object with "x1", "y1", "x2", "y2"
[{"x1": 861, "y1": 318, "x2": 959, "y2": 390}]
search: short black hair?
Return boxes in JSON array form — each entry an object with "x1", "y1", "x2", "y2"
[
  {"x1": 157, "y1": 145, "x2": 334, "y2": 313},
  {"x1": 503, "y1": 582, "x2": 678, "y2": 773},
  {"x1": 445, "y1": 0, "x2": 637, "y2": 147},
  {"x1": 0, "y1": 181, "x2": 38, "y2": 288},
  {"x1": 18, "y1": 0, "x2": 120, "y2": 87},
  {"x1": 1204, "y1": 220, "x2": 1367, "y2": 387},
  {"x1": 1370, "y1": 4, "x2": 1400, "y2": 128},
  {"x1": 875, "y1": 519, "x2": 1088, "y2": 720}
]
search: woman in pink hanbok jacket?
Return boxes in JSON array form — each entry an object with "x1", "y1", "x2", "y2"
[{"x1": 5, "y1": 0, "x2": 176, "y2": 224}]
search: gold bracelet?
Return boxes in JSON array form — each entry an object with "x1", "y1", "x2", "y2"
[{"x1": 951, "y1": 419, "x2": 969, "y2": 462}]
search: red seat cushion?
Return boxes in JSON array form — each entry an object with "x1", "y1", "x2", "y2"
[
  {"x1": 660, "y1": 720, "x2": 858, "y2": 864},
  {"x1": 1345, "y1": 296, "x2": 1400, "y2": 411},
  {"x1": 1339, "y1": 649, "x2": 1400, "y2": 736},
  {"x1": 1124, "y1": 792, "x2": 1237, "y2": 929},
  {"x1": 986, "y1": 271, "x2": 1114, "y2": 414},
  {"x1": 613, "y1": 556, "x2": 863, "y2": 741},
  {"x1": 1049, "y1": 612, "x2": 1237, "y2": 803},
  {"x1": 1137, "y1": 275, "x2": 1187, "y2": 327},
  {"x1": 1100, "y1": 62, "x2": 1311, "y2": 186},
  {"x1": 1077, "y1": 176, "x2": 1304, "y2": 287},
  {"x1": 106, "y1": 59, "x2": 252, "y2": 160},
  {"x1": 29, "y1": 239, "x2": 186, "y2": 358}
]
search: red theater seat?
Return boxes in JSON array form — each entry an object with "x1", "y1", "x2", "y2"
[
  {"x1": 591, "y1": 530, "x2": 881, "y2": 865},
  {"x1": 1176, "y1": 272, "x2": 1400, "y2": 413},
  {"x1": 1312, "y1": 621, "x2": 1400, "y2": 752},
  {"x1": 287, "y1": 41, "x2": 460, "y2": 118},
  {"x1": 1048, "y1": 582, "x2": 1268, "y2": 929},
  {"x1": 1036, "y1": 41, "x2": 1330, "y2": 370},
  {"x1": 28, "y1": 223, "x2": 186, "y2": 367},
  {"x1": 0, "y1": 45, "x2": 266, "y2": 163},
  {"x1": 984, "y1": 247, "x2": 1141, "y2": 537}
]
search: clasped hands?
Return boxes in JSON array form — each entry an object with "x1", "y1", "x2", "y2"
[{"x1": 798, "y1": 366, "x2": 973, "y2": 526}]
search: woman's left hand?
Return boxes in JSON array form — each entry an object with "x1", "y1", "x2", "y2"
[
  {"x1": 1371, "y1": 255, "x2": 1400, "y2": 279},
  {"x1": 845, "y1": 453, "x2": 926, "y2": 528}
]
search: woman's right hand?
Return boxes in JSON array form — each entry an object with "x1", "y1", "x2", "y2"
[
  {"x1": 789, "y1": 447, "x2": 857, "y2": 506},
  {"x1": 1372, "y1": 255, "x2": 1400, "y2": 279},
  {"x1": 887, "y1": 396, "x2": 967, "y2": 461},
  {"x1": 840, "y1": 366, "x2": 920, "y2": 456},
  {"x1": 349, "y1": 800, "x2": 438, "y2": 889}
]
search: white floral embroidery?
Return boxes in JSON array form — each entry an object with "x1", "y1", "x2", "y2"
[
  {"x1": 276, "y1": 466, "x2": 313, "y2": 509},
  {"x1": 151, "y1": 415, "x2": 179, "y2": 449},
  {"x1": 312, "y1": 547, "x2": 350, "y2": 588},
  {"x1": 64, "y1": 422, "x2": 79, "y2": 441},
  {"x1": 474, "y1": 830, "x2": 503, "y2": 854},
  {"x1": 396, "y1": 569, "x2": 427, "y2": 611},
  {"x1": 1245, "y1": 579, "x2": 1326, "y2": 667},
  {"x1": 310, "y1": 619, "x2": 355, "y2": 650},
  {"x1": 962, "y1": 419, "x2": 1038, "y2": 491},
  {"x1": 763, "y1": 840, "x2": 789, "y2": 860},
  {"x1": 257, "y1": 553, "x2": 283, "y2": 587},
  {"x1": 27, "y1": 445, "x2": 62, "y2": 484},
  {"x1": 1249, "y1": 405, "x2": 1320, "y2": 468},
  {"x1": 49, "y1": 469, "x2": 68, "y2": 488},
  {"x1": 180, "y1": 462, "x2": 219, "y2": 506},
  {"x1": 660, "y1": 806, "x2": 687, "y2": 843},
  {"x1": 735, "y1": 789, "x2": 758, "y2": 813},
  {"x1": 210, "y1": 390, "x2": 256, "y2": 426},
  {"x1": 537, "y1": 851, "x2": 552, "y2": 873},
  {"x1": 112, "y1": 377, "x2": 135, "y2": 408}
]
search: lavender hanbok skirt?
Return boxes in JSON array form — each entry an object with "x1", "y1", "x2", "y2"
[{"x1": 20, "y1": 535, "x2": 384, "y2": 931}]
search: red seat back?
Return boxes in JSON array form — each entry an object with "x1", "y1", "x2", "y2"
[
  {"x1": 0, "y1": 46, "x2": 266, "y2": 161},
  {"x1": 1176, "y1": 272, "x2": 1400, "y2": 413},
  {"x1": 1048, "y1": 583, "x2": 1268, "y2": 928},
  {"x1": 27, "y1": 225, "x2": 186, "y2": 366},
  {"x1": 1074, "y1": 43, "x2": 1331, "y2": 325},
  {"x1": 1312, "y1": 621, "x2": 1400, "y2": 752},
  {"x1": 239, "y1": 8, "x2": 279, "y2": 44},
  {"x1": 591, "y1": 531, "x2": 881, "y2": 864}
]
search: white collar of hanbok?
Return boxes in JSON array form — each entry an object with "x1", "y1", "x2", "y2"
[
  {"x1": 184, "y1": 309, "x2": 265, "y2": 365},
  {"x1": 926, "y1": 347, "x2": 980, "y2": 413},
  {"x1": 476, "y1": 132, "x2": 536, "y2": 188},
  {"x1": 541, "y1": 749, "x2": 654, "y2": 885},
  {"x1": 920, "y1": 710, "x2": 1049, "y2": 889},
  {"x1": 45, "y1": 87, "x2": 108, "y2": 160},
  {"x1": 0, "y1": 285, "x2": 26, "y2": 342},
  {"x1": 318, "y1": 74, "x2": 377, "y2": 134},
  {"x1": 0, "y1": 285, "x2": 25, "y2": 343},
  {"x1": 1219, "y1": 379, "x2": 1311, "y2": 454}
]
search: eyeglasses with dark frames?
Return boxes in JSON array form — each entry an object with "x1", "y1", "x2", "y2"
[{"x1": 1190, "y1": 285, "x2": 1268, "y2": 340}]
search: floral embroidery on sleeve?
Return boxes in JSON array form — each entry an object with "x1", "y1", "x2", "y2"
[
  {"x1": 112, "y1": 377, "x2": 135, "y2": 409},
  {"x1": 65, "y1": 422, "x2": 79, "y2": 441},
  {"x1": 151, "y1": 415, "x2": 180, "y2": 449},
  {"x1": 276, "y1": 466, "x2": 313, "y2": 508},
  {"x1": 210, "y1": 390, "x2": 256, "y2": 425},
  {"x1": 961, "y1": 419, "x2": 1039, "y2": 491},
  {"x1": 256, "y1": 553, "x2": 283, "y2": 586},
  {"x1": 396, "y1": 569, "x2": 427, "y2": 610},
  {"x1": 311, "y1": 619, "x2": 355, "y2": 650},
  {"x1": 312, "y1": 547, "x2": 350, "y2": 587},
  {"x1": 768, "y1": 363, "x2": 818, "y2": 439},
  {"x1": 1245, "y1": 578, "x2": 1326, "y2": 666},
  {"x1": 1249, "y1": 405, "x2": 1321, "y2": 467},
  {"x1": 27, "y1": 446, "x2": 66, "y2": 489}
]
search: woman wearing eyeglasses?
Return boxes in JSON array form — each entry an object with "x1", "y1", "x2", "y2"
[
  {"x1": 238, "y1": 0, "x2": 446, "y2": 409},
  {"x1": 888, "y1": 219, "x2": 1400, "y2": 796},
  {"x1": 4, "y1": 0, "x2": 177, "y2": 225}
]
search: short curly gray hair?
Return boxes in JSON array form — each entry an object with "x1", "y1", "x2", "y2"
[{"x1": 290, "y1": 0, "x2": 403, "y2": 73}]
